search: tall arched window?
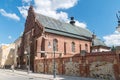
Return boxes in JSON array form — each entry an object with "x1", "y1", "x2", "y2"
[
  {"x1": 72, "y1": 42, "x2": 75, "y2": 52},
  {"x1": 85, "y1": 44, "x2": 88, "y2": 52},
  {"x1": 64, "y1": 42, "x2": 66, "y2": 55},
  {"x1": 79, "y1": 44, "x2": 81, "y2": 53},
  {"x1": 53, "y1": 39, "x2": 58, "y2": 51}
]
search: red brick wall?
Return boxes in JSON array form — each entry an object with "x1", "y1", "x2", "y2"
[
  {"x1": 34, "y1": 51, "x2": 120, "y2": 80},
  {"x1": 35, "y1": 33, "x2": 91, "y2": 59}
]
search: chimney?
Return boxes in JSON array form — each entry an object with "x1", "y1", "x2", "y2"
[
  {"x1": 92, "y1": 34, "x2": 96, "y2": 39},
  {"x1": 92, "y1": 34, "x2": 96, "y2": 46},
  {"x1": 70, "y1": 17, "x2": 75, "y2": 25}
]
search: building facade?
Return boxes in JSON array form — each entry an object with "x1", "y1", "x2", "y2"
[
  {"x1": 0, "y1": 43, "x2": 15, "y2": 68},
  {"x1": 19, "y1": 6, "x2": 118, "y2": 79},
  {"x1": 20, "y1": 6, "x2": 94, "y2": 71}
]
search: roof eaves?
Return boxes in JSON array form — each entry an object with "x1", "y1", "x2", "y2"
[
  {"x1": 45, "y1": 27, "x2": 92, "y2": 40},
  {"x1": 45, "y1": 28, "x2": 91, "y2": 41}
]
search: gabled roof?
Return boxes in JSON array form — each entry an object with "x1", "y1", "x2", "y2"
[
  {"x1": 93, "y1": 37, "x2": 107, "y2": 47},
  {"x1": 35, "y1": 13, "x2": 92, "y2": 40}
]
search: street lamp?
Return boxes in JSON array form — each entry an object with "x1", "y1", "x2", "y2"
[
  {"x1": 53, "y1": 42, "x2": 56, "y2": 78},
  {"x1": 24, "y1": 50, "x2": 30, "y2": 74},
  {"x1": 48, "y1": 41, "x2": 56, "y2": 78}
]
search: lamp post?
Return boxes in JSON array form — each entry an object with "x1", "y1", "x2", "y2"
[
  {"x1": 48, "y1": 41, "x2": 56, "y2": 78},
  {"x1": 53, "y1": 42, "x2": 56, "y2": 78}
]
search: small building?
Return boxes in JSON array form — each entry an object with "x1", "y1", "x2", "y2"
[
  {"x1": 91, "y1": 34, "x2": 110, "y2": 52},
  {"x1": 0, "y1": 45, "x2": 8, "y2": 68},
  {"x1": 0, "y1": 43, "x2": 15, "y2": 68}
]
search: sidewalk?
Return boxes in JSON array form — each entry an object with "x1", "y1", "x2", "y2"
[{"x1": 0, "y1": 69, "x2": 97, "y2": 80}]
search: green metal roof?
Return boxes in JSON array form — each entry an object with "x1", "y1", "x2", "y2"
[
  {"x1": 36, "y1": 13, "x2": 93, "y2": 40},
  {"x1": 93, "y1": 37, "x2": 106, "y2": 46},
  {"x1": 45, "y1": 28, "x2": 89, "y2": 40}
]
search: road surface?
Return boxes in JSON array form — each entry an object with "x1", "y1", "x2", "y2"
[
  {"x1": 0, "y1": 69, "x2": 98, "y2": 80},
  {"x1": 0, "y1": 69, "x2": 48, "y2": 80}
]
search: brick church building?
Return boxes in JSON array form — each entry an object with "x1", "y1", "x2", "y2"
[
  {"x1": 20, "y1": 6, "x2": 94, "y2": 70},
  {"x1": 19, "y1": 6, "x2": 119, "y2": 80}
]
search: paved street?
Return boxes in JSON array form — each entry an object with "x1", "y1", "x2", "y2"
[
  {"x1": 0, "y1": 69, "x2": 48, "y2": 80},
  {"x1": 0, "y1": 69, "x2": 98, "y2": 80}
]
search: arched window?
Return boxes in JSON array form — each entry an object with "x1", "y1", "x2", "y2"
[
  {"x1": 72, "y1": 42, "x2": 75, "y2": 52},
  {"x1": 41, "y1": 38, "x2": 45, "y2": 57},
  {"x1": 64, "y1": 42, "x2": 66, "y2": 55},
  {"x1": 85, "y1": 44, "x2": 88, "y2": 52},
  {"x1": 53, "y1": 39, "x2": 58, "y2": 51},
  {"x1": 79, "y1": 44, "x2": 81, "y2": 53}
]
